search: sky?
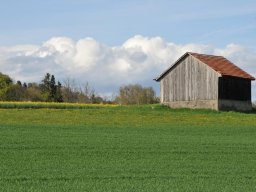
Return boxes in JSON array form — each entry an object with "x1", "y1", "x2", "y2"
[{"x1": 0, "y1": 0, "x2": 256, "y2": 99}]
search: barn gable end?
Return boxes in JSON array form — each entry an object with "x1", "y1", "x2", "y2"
[{"x1": 155, "y1": 52, "x2": 255, "y2": 111}]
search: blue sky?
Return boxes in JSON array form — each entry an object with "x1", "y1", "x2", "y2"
[
  {"x1": 0, "y1": 0, "x2": 256, "y2": 99},
  {"x1": 1, "y1": 0, "x2": 256, "y2": 47}
]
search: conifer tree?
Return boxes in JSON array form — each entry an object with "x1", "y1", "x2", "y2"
[{"x1": 40, "y1": 73, "x2": 63, "y2": 102}]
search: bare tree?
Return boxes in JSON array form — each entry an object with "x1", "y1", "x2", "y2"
[
  {"x1": 76, "y1": 82, "x2": 95, "y2": 103},
  {"x1": 116, "y1": 84, "x2": 157, "y2": 105},
  {"x1": 62, "y1": 77, "x2": 79, "y2": 102},
  {"x1": 61, "y1": 78, "x2": 101, "y2": 103}
]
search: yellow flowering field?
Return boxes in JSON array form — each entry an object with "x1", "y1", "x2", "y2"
[{"x1": 0, "y1": 101, "x2": 118, "y2": 109}]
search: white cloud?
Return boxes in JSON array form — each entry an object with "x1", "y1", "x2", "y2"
[{"x1": 0, "y1": 35, "x2": 255, "y2": 99}]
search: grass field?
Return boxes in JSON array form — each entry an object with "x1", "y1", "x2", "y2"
[{"x1": 0, "y1": 103, "x2": 256, "y2": 191}]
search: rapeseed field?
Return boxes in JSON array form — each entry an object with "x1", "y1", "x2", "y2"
[{"x1": 0, "y1": 101, "x2": 117, "y2": 109}]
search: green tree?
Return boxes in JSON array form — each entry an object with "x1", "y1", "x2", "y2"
[
  {"x1": 17, "y1": 81, "x2": 22, "y2": 86},
  {"x1": 26, "y1": 83, "x2": 44, "y2": 101},
  {"x1": 49, "y1": 75, "x2": 56, "y2": 102},
  {"x1": 5, "y1": 81, "x2": 26, "y2": 101},
  {"x1": 23, "y1": 82, "x2": 27, "y2": 88},
  {"x1": 40, "y1": 73, "x2": 51, "y2": 101},
  {"x1": 0, "y1": 72, "x2": 13, "y2": 100},
  {"x1": 91, "y1": 93, "x2": 104, "y2": 104}
]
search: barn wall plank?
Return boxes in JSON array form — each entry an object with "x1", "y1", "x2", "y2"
[{"x1": 160, "y1": 55, "x2": 219, "y2": 102}]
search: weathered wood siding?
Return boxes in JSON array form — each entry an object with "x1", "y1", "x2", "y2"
[{"x1": 160, "y1": 55, "x2": 219, "y2": 103}]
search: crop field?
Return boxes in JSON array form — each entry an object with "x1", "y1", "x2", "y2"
[{"x1": 0, "y1": 102, "x2": 256, "y2": 192}]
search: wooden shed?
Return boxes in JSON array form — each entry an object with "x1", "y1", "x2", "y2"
[{"x1": 154, "y1": 52, "x2": 255, "y2": 111}]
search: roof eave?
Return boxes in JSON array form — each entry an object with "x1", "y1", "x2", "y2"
[{"x1": 221, "y1": 74, "x2": 255, "y2": 81}]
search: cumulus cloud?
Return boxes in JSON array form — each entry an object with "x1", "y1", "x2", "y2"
[{"x1": 0, "y1": 35, "x2": 255, "y2": 98}]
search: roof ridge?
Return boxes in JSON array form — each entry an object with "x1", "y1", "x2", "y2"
[{"x1": 188, "y1": 52, "x2": 223, "y2": 58}]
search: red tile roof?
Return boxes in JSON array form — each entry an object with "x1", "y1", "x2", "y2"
[
  {"x1": 189, "y1": 52, "x2": 255, "y2": 80},
  {"x1": 155, "y1": 52, "x2": 255, "y2": 81}
]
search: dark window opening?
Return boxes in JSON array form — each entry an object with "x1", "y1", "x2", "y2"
[{"x1": 218, "y1": 76, "x2": 251, "y2": 101}]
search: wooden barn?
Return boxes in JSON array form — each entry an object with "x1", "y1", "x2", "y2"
[{"x1": 154, "y1": 52, "x2": 255, "y2": 111}]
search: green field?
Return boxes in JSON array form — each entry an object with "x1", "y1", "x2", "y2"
[{"x1": 0, "y1": 104, "x2": 256, "y2": 192}]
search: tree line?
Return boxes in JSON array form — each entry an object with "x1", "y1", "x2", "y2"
[{"x1": 0, "y1": 72, "x2": 158, "y2": 104}]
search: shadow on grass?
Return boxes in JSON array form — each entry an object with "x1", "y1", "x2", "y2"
[
  {"x1": 245, "y1": 107, "x2": 256, "y2": 114},
  {"x1": 156, "y1": 104, "x2": 256, "y2": 115}
]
